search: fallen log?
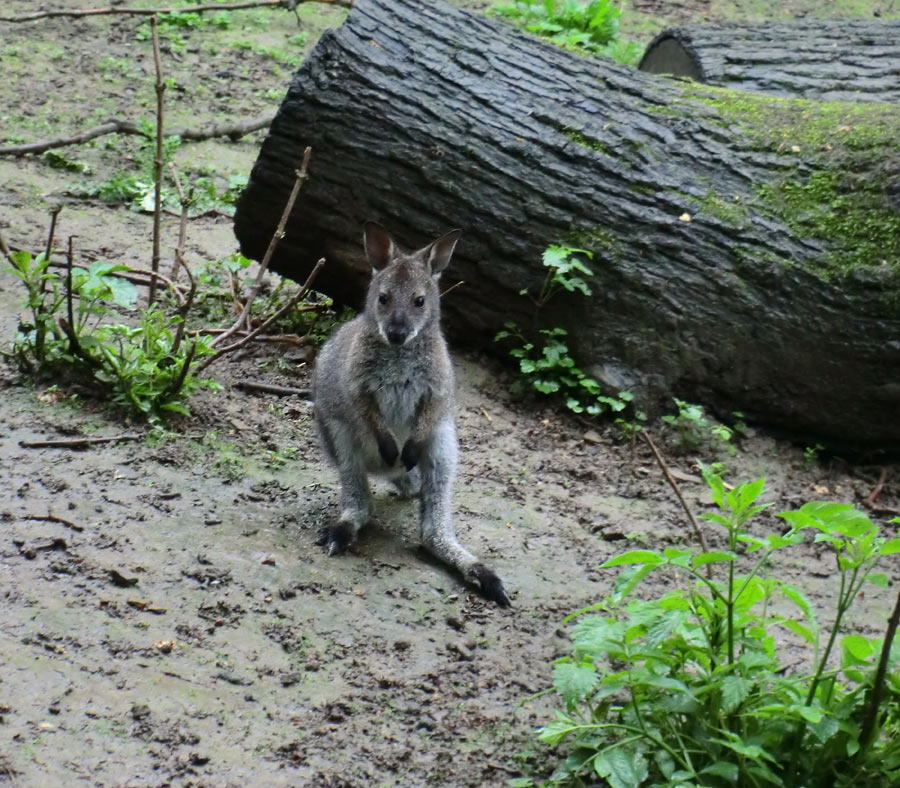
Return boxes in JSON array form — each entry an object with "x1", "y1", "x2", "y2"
[
  {"x1": 639, "y1": 19, "x2": 900, "y2": 102},
  {"x1": 233, "y1": 0, "x2": 900, "y2": 446}
]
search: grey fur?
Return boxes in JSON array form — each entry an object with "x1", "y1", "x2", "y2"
[{"x1": 312, "y1": 222, "x2": 510, "y2": 606}]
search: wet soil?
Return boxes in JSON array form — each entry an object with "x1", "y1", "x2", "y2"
[{"x1": 1, "y1": 2, "x2": 898, "y2": 786}]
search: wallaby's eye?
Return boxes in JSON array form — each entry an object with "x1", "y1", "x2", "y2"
[
  {"x1": 378, "y1": 293, "x2": 389, "y2": 305},
  {"x1": 414, "y1": 295, "x2": 426, "y2": 308}
]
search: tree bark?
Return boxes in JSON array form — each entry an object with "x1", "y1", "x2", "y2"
[
  {"x1": 639, "y1": 20, "x2": 900, "y2": 102},
  {"x1": 233, "y1": 0, "x2": 900, "y2": 446}
]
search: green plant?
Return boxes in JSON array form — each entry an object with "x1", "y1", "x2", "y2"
[
  {"x1": 495, "y1": 244, "x2": 637, "y2": 420},
  {"x1": 805, "y1": 442, "x2": 826, "y2": 465},
  {"x1": 491, "y1": 0, "x2": 642, "y2": 64},
  {"x1": 662, "y1": 398, "x2": 738, "y2": 454},
  {"x1": 536, "y1": 470, "x2": 900, "y2": 787},
  {"x1": 5, "y1": 250, "x2": 219, "y2": 422}
]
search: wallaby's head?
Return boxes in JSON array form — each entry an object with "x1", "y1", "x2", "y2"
[{"x1": 362, "y1": 221, "x2": 460, "y2": 347}]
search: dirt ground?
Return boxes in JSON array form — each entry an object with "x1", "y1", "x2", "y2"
[{"x1": 1, "y1": 1, "x2": 898, "y2": 787}]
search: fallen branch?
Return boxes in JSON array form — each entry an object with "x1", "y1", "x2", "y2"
[
  {"x1": 0, "y1": 0, "x2": 354, "y2": 24},
  {"x1": 0, "y1": 115, "x2": 274, "y2": 157},
  {"x1": 863, "y1": 467, "x2": 892, "y2": 510},
  {"x1": 19, "y1": 434, "x2": 143, "y2": 449},
  {"x1": 27, "y1": 514, "x2": 85, "y2": 532},
  {"x1": 235, "y1": 380, "x2": 311, "y2": 397},
  {"x1": 195, "y1": 257, "x2": 325, "y2": 372},
  {"x1": 212, "y1": 145, "x2": 312, "y2": 348},
  {"x1": 639, "y1": 430, "x2": 712, "y2": 576}
]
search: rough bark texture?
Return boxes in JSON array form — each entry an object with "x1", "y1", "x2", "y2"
[
  {"x1": 233, "y1": 0, "x2": 900, "y2": 446},
  {"x1": 639, "y1": 20, "x2": 900, "y2": 102}
]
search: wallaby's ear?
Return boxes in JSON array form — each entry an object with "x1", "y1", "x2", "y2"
[
  {"x1": 363, "y1": 221, "x2": 396, "y2": 271},
  {"x1": 425, "y1": 229, "x2": 461, "y2": 276}
]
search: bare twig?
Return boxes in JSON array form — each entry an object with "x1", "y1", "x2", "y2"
[
  {"x1": 440, "y1": 280, "x2": 465, "y2": 298},
  {"x1": 64, "y1": 236, "x2": 80, "y2": 357},
  {"x1": 19, "y1": 434, "x2": 143, "y2": 449},
  {"x1": 167, "y1": 164, "x2": 196, "y2": 356},
  {"x1": 196, "y1": 257, "x2": 325, "y2": 373},
  {"x1": 859, "y1": 585, "x2": 900, "y2": 750},
  {"x1": 212, "y1": 146, "x2": 313, "y2": 348},
  {"x1": 167, "y1": 163, "x2": 189, "y2": 281},
  {"x1": 863, "y1": 467, "x2": 892, "y2": 510},
  {"x1": 44, "y1": 204, "x2": 63, "y2": 263},
  {"x1": 0, "y1": 228, "x2": 14, "y2": 263},
  {"x1": 0, "y1": 115, "x2": 273, "y2": 157},
  {"x1": 0, "y1": 0, "x2": 354, "y2": 24},
  {"x1": 235, "y1": 381, "x2": 311, "y2": 397},
  {"x1": 149, "y1": 15, "x2": 165, "y2": 305},
  {"x1": 161, "y1": 340, "x2": 198, "y2": 399},
  {"x1": 639, "y1": 430, "x2": 712, "y2": 575},
  {"x1": 27, "y1": 514, "x2": 85, "y2": 532}
]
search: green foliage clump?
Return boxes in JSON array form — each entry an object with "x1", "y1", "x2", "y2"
[
  {"x1": 532, "y1": 470, "x2": 900, "y2": 788},
  {"x1": 491, "y1": 0, "x2": 642, "y2": 64},
  {"x1": 495, "y1": 244, "x2": 637, "y2": 419},
  {"x1": 6, "y1": 250, "x2": 219, "y2": 421},
  {"x1": 662, "y1": 398, "x2": 743, "y2": 455}
]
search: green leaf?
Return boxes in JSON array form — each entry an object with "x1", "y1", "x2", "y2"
[
  {"x1": 552, "y1": 661, "x2": 598, "y2": 705},
  {"x1": 842, "y1": 633, "x2": 875, "y2": 664},
  {"x1": 701, "y1": 761, "x2": 740, "y2": 781},
  {"x1": 594, "y1": 748, "x2": 648, "y2": 788},
  {"x1": 880, "y1": 538, "x2": 900, "y2": 555},
  {"x1": 601, "y1": 550, "x2": 663, "y2": 568},
  {"x1": 537, "y1": 713, "x2": 579, "y2": 746},
  {"x1": 692, "y1": 550, "x2": 736, "y2": 567},
  {"x1": 721, "y1": 674, "x2": 752, "y2": 713}
]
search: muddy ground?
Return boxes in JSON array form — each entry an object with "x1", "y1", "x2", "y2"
[{"x1": 1, "y1": 1, "x2": 899, "y2": 787}]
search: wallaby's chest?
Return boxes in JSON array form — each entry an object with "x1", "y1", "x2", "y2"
[{"x1": 371, "y1": 374, "x2": 429, "y2": 427}]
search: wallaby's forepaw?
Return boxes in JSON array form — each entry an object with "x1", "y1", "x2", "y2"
[
  {"x1": 316, "y1": 521, "x2": 355, "y2": 556},
  {"x1": 400, "y1": 438, "x2": 422, "y2": 471},
  {"x1": 469, "y1": 563, "x2": 512, "y2": 607},
  {"x1": 376, "y1": 432, "x2": 399, "y2": 467}
]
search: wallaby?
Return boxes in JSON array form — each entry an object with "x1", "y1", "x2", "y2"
[{"x1": 312, "y1": 222, "x2": 510, "y2": 607}]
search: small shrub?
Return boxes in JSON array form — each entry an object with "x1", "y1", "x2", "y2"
[
  {"x1": 491, "y1": 0, "x2": 642, "y2": 64},
  {"x1": 495, "y1": 244, "x2": 638, "y2": 420},
  {"x1": 535, "y1": 469, "x2": 900, "y2": 787},
  {"x1": 661, "y1": 398, "x2": 738, "y2": 454},
  {"x1": 5, "y1": 250, "x2": 219, "y2": 422}
]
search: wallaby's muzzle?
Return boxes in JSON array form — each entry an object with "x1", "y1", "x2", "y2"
[{"x1": 385, "y1": 314, "x2": 411, "y2": 345}]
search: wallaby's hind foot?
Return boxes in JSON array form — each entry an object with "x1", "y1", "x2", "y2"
[
  {"x1": 468, "y1": 563, "x2": 511, "y2": 607},
  {"x1": 316, "y1": 521, "x2": 356, "y2": 555}
]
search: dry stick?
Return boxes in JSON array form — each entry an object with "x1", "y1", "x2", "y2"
[
  {"x1": 149, "y1": 15, "x2": 165, "y2": 306},
  {"x1": 639, "y1": 430, "x2": 713, "y2": 577},
  {"x1": 235, "y1": 381, "x2": 311, "y2": 398},
  {"x1": 858, "y1": 585, "x2": 900, "y2": 750},
  {"x1": 167, "y1": 163, "x2": 189, "y2": 282},
  {"x1": 44, "y1": 204, "x2": 63, "y2": 262},
  {"x1": 195, "y1": 257, "x2": 325, "y2": 373},
  {"x1": 863, "y1": 467, "x2": 891, "y2": 509},
  {"x1": 211, "y1": 145, "x2": 312, "y2": 348},
  {"x1": 0, "y1": 0, "x2": 354, "y2": 24},
  {"x1": 166, "y1": 164, "x2": 196, "y2": 357},
  {"x1": 19, "y1": 434, "x2": 143, "y2": 449},
  {"x1": 28, "y1": 514, "x2": 85, "y2": 532},
  {"x1": 0, "y1": 228, "x2": 14, "y2": 263},
  {"x1": 0, "y1": 115, "x2": 273, "y2": 157}
]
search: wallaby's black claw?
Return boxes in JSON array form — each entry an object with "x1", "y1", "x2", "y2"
[
  {"x1": 376, "y1": 432, "x2": 399, "y2": 467},
  {"x1": 400, "y1": 438, "x2": 421, "y2": 471},
  {"x1": 470, "y1": 563, "x2": 511, "y2": 607},
  {"x1": 316, "y1": 522, "x2": 355, "y2": 556}
]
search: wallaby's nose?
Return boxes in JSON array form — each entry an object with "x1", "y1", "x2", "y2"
[
  {"x1": 386, "y1": 313, "x2": 410, "y2": 345},
  {"x1": 386, "y1": 325, "x2": 409, "y2": 345}
]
